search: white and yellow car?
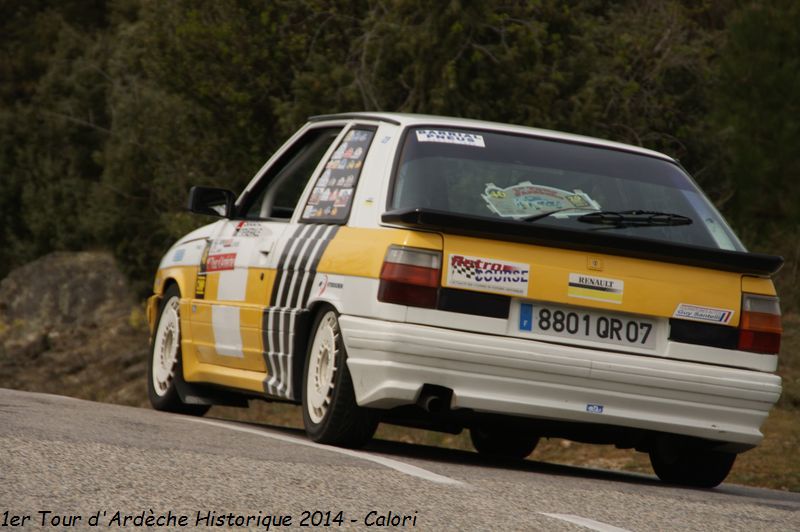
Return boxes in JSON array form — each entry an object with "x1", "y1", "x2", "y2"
[{"x1": 147, "y1": 113, "x2": 783, "y2": 487}]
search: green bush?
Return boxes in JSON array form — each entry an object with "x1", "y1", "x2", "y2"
[{"x1": 0, "y1": 1, "x2": 797, "y2": 307}]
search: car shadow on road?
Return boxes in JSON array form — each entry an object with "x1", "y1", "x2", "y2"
[
  {"x1": 213, "y1": 415, "x2": 663, "y2": 488},
  {"x1": 194, "y1": 413, "x2": 800, "y2": 504}
]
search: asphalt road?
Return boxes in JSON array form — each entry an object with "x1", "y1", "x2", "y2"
[{"x1": 1, "y1": 388, "x2": 798, "y2": 531}]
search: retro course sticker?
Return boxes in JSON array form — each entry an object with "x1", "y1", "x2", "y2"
[
  {"x1": 568, "y1": 273, "x2": 624, "y2": 304},
  {"x1": 447, "y1": 254, "x2": 529, "y2": 296},
  {"x1": 673, "y1": 303, "x2": 734, "y2": 325}
]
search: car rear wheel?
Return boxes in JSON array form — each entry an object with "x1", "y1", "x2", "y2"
[
  {"x1": 470, "y1": 423, "x2": 540, "y2": 460},
  {"x1": 147, "y1": 284, "x2": 210, "y2": 416},
  {"x1": 649, "y1": 436, "x2": 736, "y2": 488},
  {"x1": 302, "y1": 307, "x2": 378, "y2": 447}
]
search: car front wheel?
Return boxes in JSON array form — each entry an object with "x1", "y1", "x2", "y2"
[
  {"x1": 302, "y1": 307, "x2": 378, "y2": 447},
  {"x1": 147, "y1": 284, "x2": 210, "y2": 416}
]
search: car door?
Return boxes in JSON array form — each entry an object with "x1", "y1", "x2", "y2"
[
  {"x1": 260, "y1": 125, "x2": 377, "y2": 399},
  {"x1": 189, "y1": 126, "x2": 344, "y2": 373}
]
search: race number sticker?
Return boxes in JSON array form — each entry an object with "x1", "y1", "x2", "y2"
[
  {"x1": 673, "y1": 303, "x2": 734, "y2": 325},
  {"x1": 415, "y1": 130, "x2": 485, "y2": 147},
  {"x1": 447, "y1": 254, "x2": 530, "y2": 296}
]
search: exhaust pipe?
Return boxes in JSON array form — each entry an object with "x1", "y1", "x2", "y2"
[
  {"x1": 417, "y1": 385, "x2": 453, "y2": 414},
  {"x1": 421, "y1": 394, "x2": 444, "y2": 413}
]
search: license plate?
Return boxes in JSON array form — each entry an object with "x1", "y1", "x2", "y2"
[{"x1": 518, "y1": 302, "x2": 657, "y2": 350}]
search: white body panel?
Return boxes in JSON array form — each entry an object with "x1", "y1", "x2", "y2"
[{"x1": 339, "y1": 315, "x2": 781, "y2": 450}]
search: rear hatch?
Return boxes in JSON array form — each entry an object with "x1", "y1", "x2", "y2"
[
  {"x1": 382, "y1": 124, "x2": 783, "y2": 371},
  {"x1": 441, "y1": 232, "x2": 741, "y2": 350},
  {"x1": 381, "y1": 210, "x2": 782, "y2": 372}
]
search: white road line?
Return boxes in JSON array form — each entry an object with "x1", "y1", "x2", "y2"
[
  {"x1": 184, "y1": 417, "x2": 465, "y2": 486},
  {"x1": 540, "y1": 513, "x2": 632, "y2": 532}
]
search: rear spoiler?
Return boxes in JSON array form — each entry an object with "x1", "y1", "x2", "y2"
[{"x1": 382, "y1": 208, "x2": 784, "y2": 276}]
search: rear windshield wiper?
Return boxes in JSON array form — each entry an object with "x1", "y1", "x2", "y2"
[
  {"x1": 520, "y1": 207, "x2": 597, "y2": 223},
  {"x1": 577, "y1": 210, "x2": 692, "y2": 227}
]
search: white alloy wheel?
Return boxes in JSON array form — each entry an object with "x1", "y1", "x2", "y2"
[
  {"x1": 151, "y1": 295, "x2": 180, "y2": 397},
  {"x1": 305, "y1": 311, "x2": 339, "y2": 423},
  {"x1": 301, "y1": 306, "x2": 378, "y2": 447}
]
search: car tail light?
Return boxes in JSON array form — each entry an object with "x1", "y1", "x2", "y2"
[
  {"x1": 738, "y1": 293, "x2": 782, "y2": 354},
  {"x1": 378, "y1": 245, "x2": 441, "y2": 308}
]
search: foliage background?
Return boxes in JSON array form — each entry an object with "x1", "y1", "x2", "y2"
[
  {"x1": 1, "y1": 0, "x2": 798, "y2": 302},
  {"x1": 1, "y1": 0, "x2": 798, "y2": 491}
]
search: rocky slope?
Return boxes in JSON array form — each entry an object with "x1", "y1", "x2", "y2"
[{"x1": 0, "y1": 251, "x2": 149, "y2": 406}]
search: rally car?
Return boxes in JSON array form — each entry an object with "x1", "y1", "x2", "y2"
[{"x1": 147, "y1": 112, "x2": 783, "y2": 488}]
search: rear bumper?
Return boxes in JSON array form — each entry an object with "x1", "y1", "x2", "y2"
[{"x1": 339, "y1": 315, "x2": 781, "y2": 449}]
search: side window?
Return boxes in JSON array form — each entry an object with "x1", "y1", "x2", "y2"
[
  {"x1": 300, "y1": 127, "x2": 375, "y2": 223},
  {"x1": 242, "y1": 127, "x2": 342, "y2": 220}
]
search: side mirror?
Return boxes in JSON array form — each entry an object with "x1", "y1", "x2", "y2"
[{"x1": 187, "y1": 186, "x2": 236, "y2": 218}]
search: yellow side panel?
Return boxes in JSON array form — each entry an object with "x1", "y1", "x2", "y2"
[
  {"x1": 442, "y1": 234, "x2": 743, "y2": 325},
  {"x1": 241, "y1": 301, "x2": 265, "y2": 372},
  {"x1": 181, "y1": 303, "x2": 268, "y2": 382},
  {"x1": 182, "y1": 361, "x2": 266, "y2": 393},
  {"x1": 154, "y1": 265, "x2": 198, "y2": 299},
  {"x1": 247, "y1": 268, "x2": 277, "y2": 307},
  {"x1": 318, "y1": 227, "x2": 443, "y2": 278},
  {"x1": 742, "y1": 275, "x2": 777, "y2": 296},
  {"x1": 203, "y1": 271, "x2": 221, "y2": 301},
  {"x1": 157, "y1": 265, "x2": 273, "y2": 389},
  {"x1": 185, "y1": 301, "x2": 216, "y2": 363}
]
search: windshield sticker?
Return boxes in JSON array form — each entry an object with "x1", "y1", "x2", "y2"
[
  {"x1": 482, "y1": 182, "x2": 599, "y2": 218},
  {"x1": 673, "y1": 303, "x2": 734, "y2": 325},
  {"x1": 415, "y1": 130, "x2": 485, "y2": 147},
  {"x1": 447, "y1": 254, "x2": 530, "y2": 296},
  {"x1": 568, "y1": 273, "x2": 623, "y2": 304},
  {"x1": 303, "y1": 129, "x2": 374, "y2": 223}
]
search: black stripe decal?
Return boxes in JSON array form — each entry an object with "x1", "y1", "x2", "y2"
[
  {"x1": 262, "y1": 223, "x2": 339, "y2": 400},
  {"x1": 300, "y1": 226, "x2": 339, "y2": 307},
  {"x1": 286, "y1": 225, "x2": 326, "y2": 308},
  {"x1": 568, "y1": 282, "x2": 622, "y2": 294},
  {"x1": 265, "y1": 224, "x2": 309, "y2": 395},
  {"x1": 272, "y1": 224, "x2": 316, "y2": 307}
]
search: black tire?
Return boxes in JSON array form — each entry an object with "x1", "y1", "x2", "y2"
[
  {"x1": 470, "y1": 423, "x2": 540, "y2": 460},
  {"x1": 302, "y1": 306, "x2": 378, "y2": 447},
  {"x1": 147, "y1": 284, "x2": 210, "y2": 416},
  {"x1": 649, "y1": 436, "x2": 736, "y2": 488}
]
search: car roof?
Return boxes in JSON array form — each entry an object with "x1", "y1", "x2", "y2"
[{"x1": 309, "y1": 112, "x2": 674, "y2": 162}]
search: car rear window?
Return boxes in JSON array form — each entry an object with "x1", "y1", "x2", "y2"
[{"x1": 390, "y1": 127, "x2": 744, "y2": 251}]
